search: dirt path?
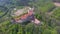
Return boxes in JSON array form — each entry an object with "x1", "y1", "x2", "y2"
[
  {"x1": 0, "y1": 6, "x2": 8, "y2": 18},
  {"x1": 47, "y1": 2, "x2": 60, "y2": 15}
]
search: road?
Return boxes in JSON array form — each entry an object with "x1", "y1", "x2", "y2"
[{"x1": 0, "y1": 6, "x2": 9, "y2": 18}]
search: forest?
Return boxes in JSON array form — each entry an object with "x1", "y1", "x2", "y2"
[{"x1": 0, "y1": 0, "x2": 60, "y2": 34}]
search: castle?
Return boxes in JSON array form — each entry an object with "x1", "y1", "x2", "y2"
[{"x1": 12, "y1": 7, "x2": 40, "y2": 25}]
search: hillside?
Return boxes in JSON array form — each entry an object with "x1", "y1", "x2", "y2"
[{"x1": 0, "y1": 0, "x2": 60, "y2": 34}]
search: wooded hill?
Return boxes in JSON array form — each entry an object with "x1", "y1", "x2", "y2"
[{"x1": 0, "y1": 0, "x2": 60, "y2": 34}]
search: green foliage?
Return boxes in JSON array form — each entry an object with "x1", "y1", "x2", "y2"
[
  {"x1": 35, "y1": 13, "x2": 42, "y2": 20},
  {"x1": 52, "y1": 7, "x2": 60, "y2": 20},
  {"x1": 0, "y1": 0, "x2": 59, "y2": 34},
  {"x1": 0, "y1": 10, "x2": 5, "y2": 16},
  {"x1": 42, "y1": 29, "x2": 58, "y2": 34},
  {"x1": 39, "y1": 3, "x2": 55, "y2": 12}
]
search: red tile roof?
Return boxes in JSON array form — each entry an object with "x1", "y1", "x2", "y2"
[
  {"x1": 14, "y1": 9, "x2": 34, "y2": 22},
  {"x1": 20, "y1": 10, "x2": 33, "y2": 20}
]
